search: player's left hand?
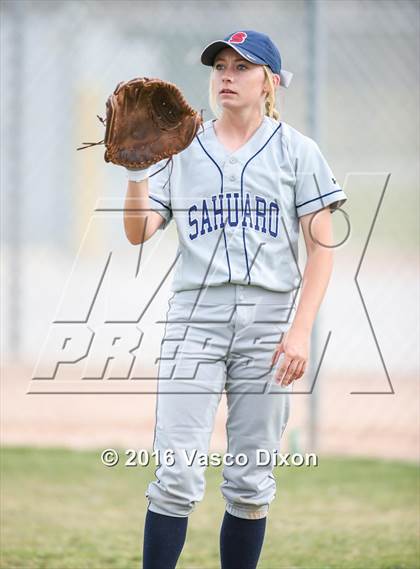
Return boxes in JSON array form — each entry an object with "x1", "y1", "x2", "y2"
[{"x1": 271, "y1": 325, "x2": 310, "y2": 386}]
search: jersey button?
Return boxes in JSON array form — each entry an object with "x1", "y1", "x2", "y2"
[
  {"x1": 229, "y1": 174, "x2": 236, "y2": 182},
  {"x1": 229, "y1": 157, "x2": 237, "y2": 164}
]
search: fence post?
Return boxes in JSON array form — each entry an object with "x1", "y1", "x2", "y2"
[
  {"x1": 306, "y1": 0, "x2": 327, "y2": 453},
  {"x1": 5, "y1": 1, "x2": 25, "y2": 360}
]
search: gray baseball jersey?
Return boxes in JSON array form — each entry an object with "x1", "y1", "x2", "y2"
[{"x1": 147, "y1": 116, "x2": 347, "y2": 294}]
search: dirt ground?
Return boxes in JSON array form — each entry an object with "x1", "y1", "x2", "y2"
[{"x1": 1, "y1": 363, "x2": 418, "y2": 463}]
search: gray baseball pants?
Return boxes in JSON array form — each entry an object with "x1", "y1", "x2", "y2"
[{"x1": 145, "y1": 283, "x2": 296, "y2": 520}]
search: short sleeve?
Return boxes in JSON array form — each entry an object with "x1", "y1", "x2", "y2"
[
  {"x1": 294, "y1": 137, "x2": 348, "y2": 217},
  {"x1": 147, "y1": 158, "x2": 173, "y2": 230}
]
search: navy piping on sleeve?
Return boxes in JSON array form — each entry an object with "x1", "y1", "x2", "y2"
[
  {"x1": 164, "y1": 159, "x2": 173, "y2": 197},
  {"x1": 240, "y1": 122, "x2": 282, "y2": 285},
  {"x1": 148, "y1": 157, "x2": 172, "y2": 179},
  {"x1": 296, "y1": 188, "x2": 343, "y2": 209},
  {"x1": 149, "y1": 195, "x2": 172, "y2": 212},
  {"x1": 148, "y1": 159, "x2": 174, "y2": 224},
  {"x1": 195, "y1": 133, "x2": 232, "y2": 283}
]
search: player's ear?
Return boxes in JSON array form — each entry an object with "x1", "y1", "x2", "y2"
[{"x1": 273, "y1": 74, "x2": 281, "y2": 88}]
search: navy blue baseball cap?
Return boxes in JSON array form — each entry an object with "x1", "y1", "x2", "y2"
[{"x1": 200, "y1": 30, "x2": 293, "y2": 88}]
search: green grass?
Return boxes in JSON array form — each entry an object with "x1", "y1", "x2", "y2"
[{"x1": 1, "y1": 447, "x2": 419, "y2": 568}]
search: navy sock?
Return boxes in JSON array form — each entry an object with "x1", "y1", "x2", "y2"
[
  {"x1": 142, "y1": 509, "x2": 188, "y2": 569},
  {"x1": 220, "y1": 511, "x2": 267, "y2": 569}
]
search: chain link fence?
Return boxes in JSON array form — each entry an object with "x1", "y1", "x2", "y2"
[{"x1": 1, "y1": 0, "x2": 419, "y2": 460}]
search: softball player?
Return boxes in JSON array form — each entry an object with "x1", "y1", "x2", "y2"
[{"x1": 124, "y1": 30, "x2": 347, "y2": 569}]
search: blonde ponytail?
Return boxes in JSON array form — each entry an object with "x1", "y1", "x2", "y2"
[{"x1": 262, "y1": 65, "x2": 280, "y2": 121}]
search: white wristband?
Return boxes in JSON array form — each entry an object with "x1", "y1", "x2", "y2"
[{"x1": 126, "y1": 166, "x2": 151, "y2": 182}]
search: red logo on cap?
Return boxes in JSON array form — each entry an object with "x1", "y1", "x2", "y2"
[{"x1": 228, "y1": 32, "x2": 247, "y2": 44}]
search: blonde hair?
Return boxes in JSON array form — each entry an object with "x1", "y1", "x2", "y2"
[
  {"x1": 208, "y1": 64, "x2": 280, "y2": 121},
  {"x1": 262, "y1": 65, "x2": 280, "y2": 121}
]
